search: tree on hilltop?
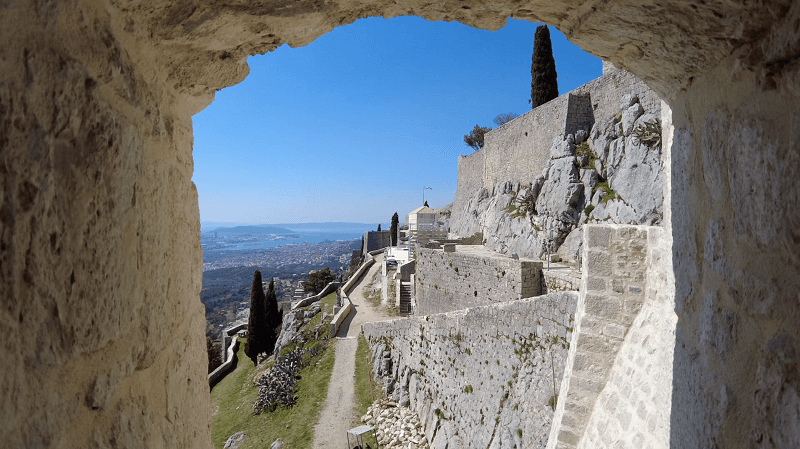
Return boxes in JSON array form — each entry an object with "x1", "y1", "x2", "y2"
[
  {"x1": 244, "y1": 269, "x2": 268, "y2": 366},
  {"x1": 463, "y1": 124, "x2": 492, "y2": 151},
  {"x1": 531, "y1": 25, "x2": 559, "y2": 109},
  {"x1": 390, "y1": 212, "x2": 399, "y2": 246},
  {"x1": 264, "y1": 278, "x2": 281, "y2": 356},
  {"x1": 305, "y1": 267, "x2": 336, "y2": 295},
  {"x1": 494, "y1": 113, "x2": 519, "y2": 126},
  {"x1": 377, "y1": 224, "x2": 381, "y2": 232}
]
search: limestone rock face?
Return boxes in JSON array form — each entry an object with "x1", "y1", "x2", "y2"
[{"x1": 454, "y1": 94, "x2": 663, "y2": 261}]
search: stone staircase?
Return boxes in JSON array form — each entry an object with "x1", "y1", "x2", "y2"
[{"x1": 399, "y1": 282, "x2": 413, "y2": 315}]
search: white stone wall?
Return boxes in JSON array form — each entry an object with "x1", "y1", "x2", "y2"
[
  {"x1": 415, "y1": 247, "x2": 542, "y2": 315},
  {"x1": 450, "y1": 151, "x2": 486, "y2": 238},
  {"x1": 363, "y1": 291, "x2": 579, "y2": 449},
  {"x1": 576, "y1": 227, "x2": 675, "y2": 449},
  {"x1": 547, "y1": 225, "x2": 655, "y2": 449}
]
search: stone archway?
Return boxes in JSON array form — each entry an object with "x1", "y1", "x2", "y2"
[{"x1": 1, "y1": 1, "x2": 798, "y2": 448}]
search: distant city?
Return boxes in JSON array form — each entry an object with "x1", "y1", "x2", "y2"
[{"x1": 199, "y1": 222, "x2": 379, "y2": 339}]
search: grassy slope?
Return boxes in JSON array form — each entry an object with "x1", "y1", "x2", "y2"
[
  {"x1": 354, "y1": 333, "x2": 377, "y2": 422},
  {"x1": 210, "y1": 293, "x2": 337, "y2": 448}
]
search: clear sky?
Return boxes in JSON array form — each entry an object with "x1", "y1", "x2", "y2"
[{"x1": 191, "y1": 17, "x2": 602, "y2": 225}]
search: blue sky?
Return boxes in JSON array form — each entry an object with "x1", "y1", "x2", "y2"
[{"x1": 192, "y1": 17, "x2": 602, "y2": 225}]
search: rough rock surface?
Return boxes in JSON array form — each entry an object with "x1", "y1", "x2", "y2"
[
  {"x1": 364, "y1": 292, "x2": 578, "y2": 449},
  {"x1": 361, "y1": 399, "x2": 430, "y2": 449},
  {"x1": 456, "y1": 95, "x2": 662, "y2": 262},
  {"x1": 223, "y1": 431, "x2": 248, "y2": 449}
]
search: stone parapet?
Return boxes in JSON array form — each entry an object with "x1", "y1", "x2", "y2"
[
  {"x1": 363, "y1": 291, "x2": 579, "y2": 449},
  {"x1": 547, "y1": 225, "x2": 657, "y2": 449},
  {"x1": 415, "y1": 246, "x2": 542, "y2": 315},
  {"x1": 542, "y1": 266, "x2": 582, "y2": 293}
]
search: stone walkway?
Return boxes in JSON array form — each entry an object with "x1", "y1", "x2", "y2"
[{"x1": 312, "y1": 254, "x2": 393, "y2": 449}]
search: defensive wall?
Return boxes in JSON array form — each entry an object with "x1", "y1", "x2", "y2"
[
  {"x1": 363, "y1": 291, "x2": 579, "y2": 449},
  {"x1": 414, "y1": 246, "x2": 543, "y2": 315},
  {"x1": 366, "y1": 223, "x2": 675, "y2": 448},
  {"x1": 364, "y1": 230, "x2": 391, "y2": 257},
  {"x1": 451, "y1": 65, "x2": 662, "y2": 238}
]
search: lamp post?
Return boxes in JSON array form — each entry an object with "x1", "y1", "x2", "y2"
[{"x1": 423, "y1": 186, "x2": 432, "y2": 205}]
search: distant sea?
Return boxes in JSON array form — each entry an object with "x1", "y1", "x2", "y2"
[{"x1": 200, "y1": 222, "x2": 390, "y2": 252}]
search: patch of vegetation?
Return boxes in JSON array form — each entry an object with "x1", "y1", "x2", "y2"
[
  {"x1": 632, "y1": 119, "x2": 662, "y2": 147},
  {"x1": 517, "y1": 429, "x2": 523, "y2": 438},
  {"x1": 354, "y1": 334, "x2": 378, "y2": 424},
  {"x1": 464, "y1": 385, "x2": 473, "y2": 393},
  {"x1": 210, "y1": 337, "x2": 335, "y2": 449},
  {"x1": 549, "y1": 394, "x2": 558, "y2": 409},
  {"x1": 594, "y1": 180, "x2": 617, "y2": 204},
  {"x1": 584, "y1": 205, "x2": 595, "y2": 216},
  {"x1": 575, "y1": 141, "x2": 598, "y2": 169},
  {"x1": 304, "y1": 267, "x2": 335, "y2": 295}
]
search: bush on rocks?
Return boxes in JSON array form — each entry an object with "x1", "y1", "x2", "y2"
[{"x1": 252, "y1": 345, "x2": 323, "y2": 414}]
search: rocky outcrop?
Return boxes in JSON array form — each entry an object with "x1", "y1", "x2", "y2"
[
  {"x1": 274, "y1": 303, "x2": 323, "y2": 356},
  {"x1": 361, "y1": 399, "x2": 430, "y2": 449},
  {"x1": 451, "y1": 94, "x2": 663, "y2": 262},
  {"x1": 587, "y1": 94, "x2": 664, "y2": 225}
]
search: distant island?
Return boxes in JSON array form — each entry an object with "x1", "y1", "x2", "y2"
[
  {"x1": 201, "y1": 221, "x2": 391, "y2": 234},
  {"x1": 204, "y1": 225, "x2": 297, "y2": 235}
]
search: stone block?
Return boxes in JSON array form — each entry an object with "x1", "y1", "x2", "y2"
[
  {"x1": 585, "y1": 294, "x2": 622, "y2": 319},
  {"x1": 558, "y1": 430, "x2": 580, "y2": 446},
  {"x1": 603, "y1": 323, "x2": 627, "y2": 340},
  {"x1": 623, "y1": 298, "x2": 644, "y2": 314},
  {"x1": 586, "y1": 277, "x2": 607, "y2": 292},
  {"x1": 587, "y1": 226, "x2": 612, "y2": 248},
  {"x1": 443, "y1": 243, "x2": 456, "y2": 253},
  {"x1": 587, "y1": 251, "x2": 613, "y2": 276}
]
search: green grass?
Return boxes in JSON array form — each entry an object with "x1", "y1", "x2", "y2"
[
  {"x1": 210, "y1": 296, "x2": 338, "y2": 448},
  {"x1": 594, "y1": 180, "x2": 617, "y2": 204},
  {"x1": 354, "y1": 334, "x2": 378, "y2": 423}
]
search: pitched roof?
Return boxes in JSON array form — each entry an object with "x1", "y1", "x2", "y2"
[{"x1": 408, "y1": 206, "x2": 435, "y2": 215}]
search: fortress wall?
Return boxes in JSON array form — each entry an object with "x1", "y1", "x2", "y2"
[
  {"x1": 546, "y1": 225, "x2": 665, "y2": 449},
  {"x1": 363, "y1": 230, "x2": 391, "y2": 256},
  {"x1": 574, "y1": 226, "x2": 675, "y2": 449},
  {"x1": 450, "y1": 67, "x2": 662, "y2": 241},
  {"x1": 573, "y1": 65, "x2": 662, "y2": 127},
  {"x1": 414, "y1": 247, "x2": 542, "y2": 315},
  {"x1": 363, "y1": 291, "x2": 579, "y2": 449},
  {"x1": 450, "y1": 151, "x2": 486, "y2": 237},
  {"x1": 482, "y1": 94, "x2": 570, "y2": 188}
]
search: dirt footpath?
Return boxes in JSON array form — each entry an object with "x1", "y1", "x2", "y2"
[{"x1": 312, "y1": 254, "x2": 393, "y2": 449}]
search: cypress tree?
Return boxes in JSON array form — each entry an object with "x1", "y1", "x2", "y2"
[
  {"x1": 531, "y1": 25, "x2": 559, "y2": 109},
  {"x1": 244, "y1": 269, "x2": 267, "y2": 366},
  {"x1": 264, "y1": 278, "x2": 281, "y2": 356},
  {"x1": 390, "y1": 212, "x2": 399, "y2": 246},
  {"x1": 377, "y1": 224, "x2": 381, "y2": 232}
]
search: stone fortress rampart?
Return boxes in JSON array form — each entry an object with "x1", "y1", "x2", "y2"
[
  {"x1": 366, "y1": 223, "x2": 673, "y2": 448},
  {"x1": 414, "y1": 246, "x2": 543, "y2": 315},
  {"x1": 451, "y1": 62, "x2": 662, "y2": 239},
  {"x1": 363, "y1": 291, "x2": 578, "y2": 449}
]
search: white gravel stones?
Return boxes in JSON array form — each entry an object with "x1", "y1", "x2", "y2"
[{"x1": 361, "y1": 399, "x2": 430, "y2": 449}]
